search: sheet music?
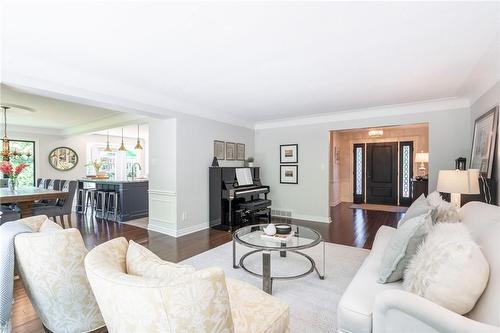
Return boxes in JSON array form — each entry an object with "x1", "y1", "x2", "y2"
[{"x1": 236, "y1": 168, "x2": 253, "y2": 186}]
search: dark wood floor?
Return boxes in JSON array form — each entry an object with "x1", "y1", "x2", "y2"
[{"x1": 13, "y1": 202, "x2": 403, "y2": 333}]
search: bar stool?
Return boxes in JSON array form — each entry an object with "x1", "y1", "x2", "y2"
[
  {"x1": 106, "y1": 191, "x2": 120, "y2": 221},
  {"x1": 76, "y1": 188, "x2": 87, "y2": 212},
  {"x1": 84, "y1": 189, "x2": 97, "y2": 214},
  {"x1": 95, "y1": 190, "x2": 109, "y2": 219}
]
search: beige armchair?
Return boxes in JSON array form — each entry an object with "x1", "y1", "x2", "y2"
[
  {"x1": 15, "y1": 215, "x2": 105, "y2": 333},
  {"x1": 85, "y1": 237, "x2": 289, "y2": 333}
]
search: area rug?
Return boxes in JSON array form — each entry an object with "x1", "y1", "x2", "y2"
[
  {"x1": 350, "y1": 203, "x2": 407, "y2": 213},
  {"x1": 181, "y1": 241, "x2": 369, "y2": 333},
  {"x1": 121, "y1": 217, "x2": 149, "y2": 229}
]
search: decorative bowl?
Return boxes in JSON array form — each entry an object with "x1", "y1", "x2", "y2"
[{"x1": 275, "y1": 224, "x2": 292, "y2": 234}]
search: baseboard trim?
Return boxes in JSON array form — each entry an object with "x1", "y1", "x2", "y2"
[
  {"x1": 148, "y1": 220, "x2": 209, "y2": 237},
  {"x1": 292, "y1": 214, "x2": 330, "y2": 223}
]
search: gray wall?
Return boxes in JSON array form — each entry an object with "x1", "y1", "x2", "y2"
[
  {"x1": 470, "y1": 80, "x2": 500, "y2": 204},
  {"x1": 255, "y1": 107, "x2": 472, "y2": 222}
]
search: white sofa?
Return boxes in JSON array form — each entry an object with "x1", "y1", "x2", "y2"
[{"x1": 337, "y1": 201, "x2": 500, "y2": 333}]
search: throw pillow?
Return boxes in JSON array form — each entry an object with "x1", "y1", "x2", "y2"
[
  {"x1": 39, "y1": 218, "x2": 63, "y2": 232},
  {"x1": 126, "y1": 240, "x2": 195, "y2": 280},
  {"x1": 426, "y1": 191, "x2": 460, "y2": 223},
  {"x1": 378, "y1": 211, "x2": 433, "y2": 283},
  {"x1": 397, "y1": 194, "x2": 433, "y2": 227},
  {"x1": 404, "y1": 222, "x2": 489, "y2": 315}
]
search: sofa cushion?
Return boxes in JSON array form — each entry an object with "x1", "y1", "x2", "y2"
[
  {"x1": 126, "y1": 240, "x2": 195, "y2": 280},
  {"x1": 226, "y1": 278, "x2": 289, "y2": 333},
  {"x1": 337, "y1": 226, "x2": 403, "y2": 333},
  {"x1": 397, "y1": 194, "x2": 432, "y2": 227},
  {"x1": 378, "y1": 212, "x2": 432, "y2": 283},
  {"x1": 404, "y1": 222, "x2": 489, "y2": 315},
  {"x1": 427, "y1": 191, "x2": 460, "y2": 223}
]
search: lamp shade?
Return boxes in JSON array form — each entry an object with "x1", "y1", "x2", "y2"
[
  {"x1": 415, "y1": 152, "x2": 429, "y2": 163},
  {"x1": 437, "y1": 169, "x2": 480, "y2": 194}
]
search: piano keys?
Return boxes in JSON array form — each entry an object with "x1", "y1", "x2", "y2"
[{"x1": 209, "y1": 166, "x2": 271, "y2": 231}]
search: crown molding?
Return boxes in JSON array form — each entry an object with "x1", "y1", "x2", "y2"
[{"x1": 254, "y1": 97, "x2": 471, "y2": 130}]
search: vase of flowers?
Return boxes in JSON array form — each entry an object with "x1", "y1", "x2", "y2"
[{"x1": 0, "y1": 161, "x2": 28, "y2": 191}]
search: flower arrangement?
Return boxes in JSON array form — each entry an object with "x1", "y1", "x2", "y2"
[
  {"x1": 0, "y1": 161, "x2": 28, "y2": 191},
  {"x1": 85, "y1": 159, "x2": 105, "y2": 174}
]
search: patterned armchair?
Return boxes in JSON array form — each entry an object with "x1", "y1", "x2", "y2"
[
  {"x1": 14, "y1": 215, "x2": 105, "y2": 333},
  {"x1": 85, "y1": 237, "x2": 290, "y2": 333}
]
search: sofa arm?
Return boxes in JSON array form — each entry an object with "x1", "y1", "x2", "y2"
[{"x1": 373, "y1": 290, "x2": 500, "y2": 333}]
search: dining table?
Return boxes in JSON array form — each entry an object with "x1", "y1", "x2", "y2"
[{"x1": 0, "y1": 186, "x2": 69, "y2": 218}]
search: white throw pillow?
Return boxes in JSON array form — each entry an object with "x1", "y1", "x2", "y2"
[
  {"x1": 404, "y1": 223, "x2": 489, "y2": 315},
  {"x1": 126, "y1": 240, "x2": 195, "y2": 280},
  {"x1": 426, "y1": 191, "x2": 460, "y2": 223},
  {"x1": 39, "y1": 218, "x2": 63, "y2": 232}
]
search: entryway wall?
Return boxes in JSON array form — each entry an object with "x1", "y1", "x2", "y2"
[{"x1": 329, "y1": 123, "x2": 429, "y2": 206}]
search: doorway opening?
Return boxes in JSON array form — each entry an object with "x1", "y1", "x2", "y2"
[{"x1": 329, "y1": 123, "x2": 429, "y2": 210}]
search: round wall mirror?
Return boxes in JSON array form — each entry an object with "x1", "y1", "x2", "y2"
[{"x1": 48, "y1": 147, "x2": 79, "y2": 171}]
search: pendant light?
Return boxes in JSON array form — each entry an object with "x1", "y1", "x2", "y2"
[
  {"x1": 118, "y1": 128, "x2": 127, "y2": 151},
  {"x1": 134, "y1": 124, "x2": 143, "y2": 150},
  {"x1": 104, "y1": 131, "x2": 112, "y2": 152}
]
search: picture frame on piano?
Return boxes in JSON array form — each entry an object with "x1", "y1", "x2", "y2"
[
  {"x1": 214, "y1": 140, "x2": 225, "y2": 160},
  {"x1": 280, "y1": 144, "x2": 298, "y2": 163},
  {"x1": 226, "y1": 142, "x2": 236, "y2": 160},
  {"x1": 280, "y1": 165, "x2": 298, "y2": 184},
  {"x1": 236, "y1": 143, "x2": 245, "y2": 161}
]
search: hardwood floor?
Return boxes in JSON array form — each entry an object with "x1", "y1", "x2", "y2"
[{"x1": 12, "y1": 202, "x2": 402, "y2": 333}]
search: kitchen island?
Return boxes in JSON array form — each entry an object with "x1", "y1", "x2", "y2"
[{"x1": 77, "y1": 178, "x2": 148, "y2": 222}]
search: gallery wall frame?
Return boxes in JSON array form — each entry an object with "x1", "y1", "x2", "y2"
[
  {"x1": 280, "y1": 144, "x2": 298, "y2": 163},
  {"x1": 213, "y1": 140, "x2": 225, "y2": 160},
  {"x1": 226, "y1": 142, "x2": 236, "y2": 160},
  {"x1": 280, "y1": 164, "x2": 298, "y2": 184},
  {"x1": 470, "y1": 105, "x2": 498, "y2": 178}
]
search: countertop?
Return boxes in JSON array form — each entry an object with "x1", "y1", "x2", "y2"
[{"x1": 78, "y1": 178, "x2": 149, "y2": 184}]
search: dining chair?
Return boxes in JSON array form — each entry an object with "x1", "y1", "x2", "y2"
[{"x1": 33, "y1": 181, "x2": 77, "y2": 228}]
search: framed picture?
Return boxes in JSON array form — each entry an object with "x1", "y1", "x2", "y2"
[
  {"x1": 214, "y1": 140, "x2": 225, "y2": 160},
  {"x1": 48, "y1": 147, "x2": 78, "y2": 171},
  {"x1": 236, "y1": 143, "x2": 245, "y2": 161},
  {"x1": 280, "y1": 144, "x2": 298, "y2": 163},
  {"x1": 226, "y1": 142, "x2": 236, "y2": 160},
  {"x1": 470, "y1": 106, "x2": 498, "y2": 178},
  {"x1": 280, "y1": 165, "x2": 298, "y2": 184}
]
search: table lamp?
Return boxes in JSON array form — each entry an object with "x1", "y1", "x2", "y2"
[
  {"x1": 415, "y1": 151, "x2": 429, "y2": 178},
  {"x1": 437, "y1": 169, "x2": 480, "y2": 208}
]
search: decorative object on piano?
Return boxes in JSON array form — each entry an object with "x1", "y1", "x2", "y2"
[
  {"x1": 415, "y1": 151, "x2": 429, "y2": 180},
  {"x1": 455, "y1": 157, "x2": 467, "y2": 171},
  {"x1": 236, "y1": 143, "x2": 245, "y2": 161},
  {"x1": 213, "y1": 140, "x2": 225, "y2": 160},
  {"x1": 0, "y1": 161, "x2": 27, "y2": 191},
  {"x1": 246, "y1": 157, "x2": 254, "y2": 167},
  {"x1": 263, "y1": 223, "x2": 277, "y2": 236},
  {"x1": 280, "y1": 165, "x2": 298, "y2": 184},
  {"x1": 226, "y1": 142, "x2": 236, "y2": 160},
  {"x1": 470, "y1": 106, "x2": 498, "y2": 178},
  {"x1": 211, "y1": 156, "x2": 219, "y2": 167},
  {"x1": 48, "y1": 147, "x2": 78, "y2": 171},
  {"x1": 280, "y1": 144, "x2": 298, "y2": 163},
  {"x1": 275, "y1": 224, "x2": 292, "y2": 235}
]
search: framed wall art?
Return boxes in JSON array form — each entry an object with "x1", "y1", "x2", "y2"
[
  {"x1": 280, "y1": 144, "x2": 298, "y2": 163},
  {"x1": 48, "y1": 147, "x2": 78, "y2": 171},
  {"x1": 280, "y1": 165, "x2": 298, "y2": 184},
  {"x1": 470, "y1": 106, "x2": 498, "y2": 178},
  {"x1": 213, "y1": 140, "x2": 225, "y2": 160},
  {"x1": 226, "y1": 142, "x2": 236, "y2": 160},
  {"x1": 236, "y1": 143, "x2": 245, "y2": 161}
]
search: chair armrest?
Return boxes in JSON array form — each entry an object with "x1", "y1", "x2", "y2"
[{"x1": 373, "y1": 290, "x2": 500, "y2": 333}]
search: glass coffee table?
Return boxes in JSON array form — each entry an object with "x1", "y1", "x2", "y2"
[{"x1": 233, "y1": 224, "x2": 325, "y2": 294}]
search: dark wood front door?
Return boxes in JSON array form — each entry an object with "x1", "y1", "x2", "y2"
[{"x1": 366, "y1": 142, "x2": 398, "y2": 204}]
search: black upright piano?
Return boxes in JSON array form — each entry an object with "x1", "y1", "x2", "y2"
[{"x1": 209, "y1": 167, "x2": 271, "y2": 231}]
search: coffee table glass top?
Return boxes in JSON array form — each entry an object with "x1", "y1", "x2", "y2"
[{"x1": 233, "y1": 224, "x2": 322, "y2": 250}]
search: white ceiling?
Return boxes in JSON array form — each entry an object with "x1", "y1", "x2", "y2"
[
  {"x1": 1, "y1": 1, "x2": 499, "y2": 127},
  {"x1": 93, "y1": 124, "x2": 148, "y2": 140},
  {"x1": 0, "y1": 84, "x2": 120, "y2": 128}
]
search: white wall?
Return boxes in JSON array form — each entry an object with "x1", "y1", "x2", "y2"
[
  {"x1": 255, "y1": 106, "x2": 471, "y2": 222},
  {"x1": 147, "y1": 114, "x2": 255, "y2": 237},
  {"x1": 176, "y1": 113, "x2": 254, "y2": 235},
  {"x1": 470, "y1": 80, "x2": 500, "y2": 204}
]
